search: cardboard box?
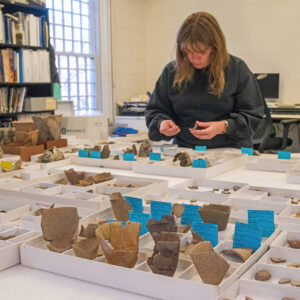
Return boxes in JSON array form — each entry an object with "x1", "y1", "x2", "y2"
[
  {"x1": 2, "y1": 143, "x2": 44, "y2": 161},
  {"x1": 61, "y1": 116, "x2": 108, "y2": 141},
  {"x1": 44, "y1": 138, "x2": 68, "y2": 149},
  {"x1": 12, "y1": 121, "x2": 34, "y2": 132},
  {"x1": 24, "y1": 97, "x2": 57, "y2": 111}
]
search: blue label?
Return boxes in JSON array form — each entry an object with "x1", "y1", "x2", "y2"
[
  {"x1": 124, "y1": 196, "x2": 144, "y2": 213},
  {"x1": 123, "y1": 153, "x2": 135, "y2": 161},
  {"x1": 90, "y1": 151, "x2": 101, "y2": 159},
  {"x1": 149, "y1": 152, "x2": 161, "y2": 161},
  {"x1": 192, "y1": 159, "x2": 207, "y2": 168},
  {"x1": 278, "y1": 151, "x2": 291, "y2": 160},
  {"x1": 192, "y1": 222, "x2": 218, "y2": 247},
  {"x1": 233, "y1": 222, "x2": 262, "y2": 251},
  {"x1": 150, "y1": 200, "x2": 172, "y2": 221},
  {"x1": 181, "y1": 204, "x2": 202, "y2": 225},
  {"x1": 160, "y1": 146, "x2": 164, "y2": 152},
  {"x1": 78, "y1": 149, "x2": 89, "y2": 158},
  {"x1": 106, "y1": 219, "x2": 126, "y2": 227},
  {"x1": 241, "y1": 147, "x2": 253, "y2": 156},
  {"x1": 248, "y1": 210, "x2": 275, "y2": 237},
  {"x1": 195, "y1": 146, "x2": 207, "y2": 151},
  {"x1": 129, "y1": 212, "x2": 150, "y2": 235}
]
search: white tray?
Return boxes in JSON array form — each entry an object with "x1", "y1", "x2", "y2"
[
  {"x1": 0, "y1": 200, "x2": 30, "y2": 225},
  {"x1": 278, "y1": 205, "x2": 300, "y2": 225},
  {"x1": 20, "y1": 208, "x2": 279, "y2": 300},
  {"x1": 246, "y1": 157, "x2": 298, "y2": 172},
  {"x1": 286, "y1": 167, "x2": 300, "y2": 184},
  {"x1": 240, "y1": 262, "x2": 300, "y2": 295},
  {"x1": 270, "y1": 230, "x2": 300, "y2": 250},
  {"x1": 0, "y1": 226, "x2": 38, "y2": 271},
  {"x1": 170, "y1": 178, "x2": 248, "y2": 204},
  {"x1": 227, "y1": 197, "x2": 288, "y2": 222},
  {"x1": 133, "y1": 151, "x2": 247, "y2": 179}
]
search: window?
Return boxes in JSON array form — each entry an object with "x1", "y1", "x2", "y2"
[{"x1": 46, "y1": 0, "x2": 98, "y2": 111}]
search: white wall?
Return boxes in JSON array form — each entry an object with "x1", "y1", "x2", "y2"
[
  {"x1": 111, "y1": 0, "x2": 146, "y2": 111},
  {"x1": 111, "y1": 0, "x2": 300, "y2": 110}
]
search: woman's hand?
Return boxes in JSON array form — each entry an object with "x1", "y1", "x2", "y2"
[
  {"x1": 190, "y1": 121, "x2": 225, "y2": 140},
  {"x1": 159, "y1": 120, "x2": 181, "y2": 136}
]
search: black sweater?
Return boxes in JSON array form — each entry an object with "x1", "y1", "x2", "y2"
[{"x1": 145, "y1": 55, "x2": 264, "y2": 148}]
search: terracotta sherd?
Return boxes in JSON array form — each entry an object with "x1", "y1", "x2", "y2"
[
  {"x1": 109, "y1": 192, "x2": 131, "y2": 221},
  {"x1": 198, "y1": 204, "x2": 231, "y2": 231},
  {"x1": 72, "y1": 237, "x2": 100, "y2": 260},
  {"x1": 96, "y1": 221, "x2": 141, "y2": 268}
]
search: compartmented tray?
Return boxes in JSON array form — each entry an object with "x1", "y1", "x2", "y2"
[
  {"x1": 18, "y1": 202, "x2": 99, "y2": 231},
  {"x1": 217, "y1": 278, "x2": 300, "y2": 300},
  {"x1": 0, "y1": 225, "x2": 38, "y2": 271},
  {"x1": 133, "y1": 150, "x2": 247, "y2": 179},
  {"x1": 0, "y1": 199, "x2": 30, "y2": 225},
  {"x1": 71, "y1": 140, "x2": 152, "y2": 170},
  {"x1": 246, "y1": 156, "x2": 299, "y2": 172},
  {"x1": 286, "y1": 165, "x2": 300, "y2": 184},
  {"x1": 226, "y1": 197, "x2": 288, "y2": 222},
  {"x1": 209, "y1": 226, "x2": 300, "y2": 299},
  {"x1": 20, "y1": 202, "x2": 279, "y2": 300},
  {"x1": 270, "y1": 230, "x2": 300, "y2": 250},
  {"x1": 5, "y1": 169, "x2": 168, "y2": 211},
  {"x1": 30, "y1": 155, "x2": 73, "y2": 171},
  {"x1": 258, "y1": 246, "x2": 300, "y2": 268},
  {"x1": 239, "y1": 262, "x2": 300, "y2": 295},
  {"x1": 278, "y1": 205, "x2": 300, "y2": 225},
  {"x1": 170, "y1": 178, "x2": 248, "y2": 204},
  {"x1": 238, "y1": 185, "x2": 300, "y2": 205}
]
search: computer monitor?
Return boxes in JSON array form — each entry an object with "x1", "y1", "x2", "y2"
[{"x1": 254, "y1": 73, "x2": 279, "y2": 99}]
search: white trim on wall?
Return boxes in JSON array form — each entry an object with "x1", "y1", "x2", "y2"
[{"x1": 98, "y1": 0, "x2": 114, "y2": 121}]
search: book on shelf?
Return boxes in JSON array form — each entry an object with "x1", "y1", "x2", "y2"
[
  {"x1": 0, "y1": 86, "x2": 27, "y2": 113},
  {"x1": 0, "y1": 6, "x2": 49, "y2": 47},
  {"x1": 0, "y1": 48, "x2": 50, "y2": 83}
]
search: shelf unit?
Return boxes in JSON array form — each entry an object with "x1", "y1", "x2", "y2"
[{"x1": 0, "y1": 0, "x2": 53, "y2": 123}]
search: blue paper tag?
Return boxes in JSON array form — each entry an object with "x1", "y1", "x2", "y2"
[
  {"x1": 129, "y1": 212, "x2": 150, "y2": 235},
  {"x1": 124, "y1": 196, "x2": 144, "y2": 213},
  {"x1": 106, "y1": 219, "x2": 126, "y2": 227},
  {"x1": 192, "y1": 222, "x2": 218, "y2": 247},
  {"x1": 150, "y1": 200, "x2": 172, "y2": 221},
  {"x1": 233, "y1": 222, "x2": 262, "y2": 251},
  {"x1": 78, "y1": 149, "x2": 89, "y2": 158},
  {"x1": 149, "y1": 152, "x2": 161, "y2": 161},
  {"x1": 241, "y1": 147, "x2": 253, "y2": 156},
  {"x1": 278, "y1": 151, "x2": 291, "y2": 160},
  {"x1": 90, "y1": 151, "x2": 101, "y2": 159},
  {"x1": 181, "y1": 204, "x2": 202, "y2": 225},
  {"x1": 123, "y1": 153, "x2": 135, "y2": 161},
  {"x1": 248, "y1": 210, "x2": 275, "y2": 237},
  {"x1": 192, "y1": 159, "x2": 207, "y2": 168},
  {"x1": 195, "y1": 146, "x2": 207, "y2": 151}
]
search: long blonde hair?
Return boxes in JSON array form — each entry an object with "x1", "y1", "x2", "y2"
[{"x1": 174, "y1": 12, "x2": 229, "y2": 97}]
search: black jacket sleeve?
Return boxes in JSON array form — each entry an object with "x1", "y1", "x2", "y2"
[
  {"x1": 225, "y1": 60, "x2": 264, "y2": 140},
  {"x1": 145, "y1": 64, "x2": 178, "y2": 141}
]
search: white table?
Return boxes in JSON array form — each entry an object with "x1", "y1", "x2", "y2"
[{"x1": 1, "y1": 158, "x2": 300, "y2": 300}]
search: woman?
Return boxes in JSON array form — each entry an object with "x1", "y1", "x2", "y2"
[{"x1": 145, "y1": 12, "x2": 264, "y2": 148}]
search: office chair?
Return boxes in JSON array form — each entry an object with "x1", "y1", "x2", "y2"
[{"x1": 253, "y1": 97, "x2": 298, "y2": 153}]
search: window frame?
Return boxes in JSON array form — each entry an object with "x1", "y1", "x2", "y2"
[{"x1": 47, "y1": 0, "x2": 103, "y2": 112}]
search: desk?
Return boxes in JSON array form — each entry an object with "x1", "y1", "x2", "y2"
[
  {"x1": 271, "y1": 113, "x2": 300, "y2": 120},
  {"x1": 1, "y1": 159, "x2": 300, "y2": 300}
]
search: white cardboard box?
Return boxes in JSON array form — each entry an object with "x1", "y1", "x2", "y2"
[{"x1": 61, "y1": 116, "x2": 109, "y2": 142}]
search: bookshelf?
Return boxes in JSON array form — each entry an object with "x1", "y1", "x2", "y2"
[{"x1": 0, "y1": 0, "x2": 54, "y2": 122}]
